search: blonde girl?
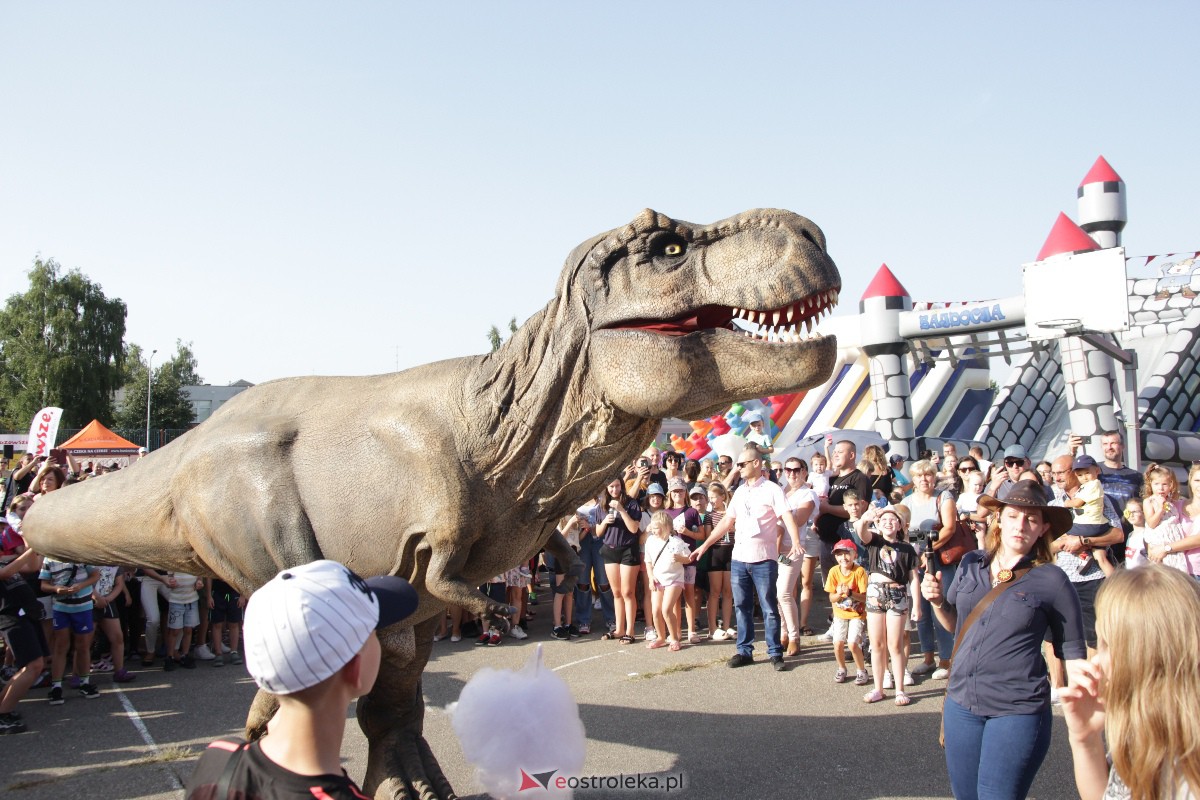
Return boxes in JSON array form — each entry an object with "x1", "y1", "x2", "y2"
[
  {"x1": 1148, "y1": 463, "x2": 1200, "y2": 574},
  {"x1": 1141, "y1": 464, "x2": 1189, "y2": 573},
  {"x1": 704, "y1": 483, "x2": 734, "y2": 640},
  {"x1": 1061, "y1": 565, "x2": 1200, "y2": 800},
  {"x1": 643, "y1": 511, "x2": 691, "y2": 651},
  {"x1": 1122, "y1": 497, "x2": 1150, "y2": 568}
]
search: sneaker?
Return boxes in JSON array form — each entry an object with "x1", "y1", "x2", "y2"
[
  {"x1": 509, "y1": 625, "x2": 528, "y2": 640},
  {"x1": 855, "y1": 669, "x2": 871, "y2": 686},
  {"x1": 883, "y1": 670, "x2": 894, "y2": 689},
  {"x1": 90, "y1": 657, "x2": 113, "y2": 673},
  {"x1": 79, "y1": 682, "x2": 100, "y2": 699},
  {"x1": 221, "y1": 643, "x2": 231, "y2": 654},
  {"x1": 193, "y1": 644, "x2": 216, "y2": 660},
  {"x1": 164, "y1": 658, "x2": 178, "y2": 672},
  {"x1": 727, "y1": 653, "x2": 753, "y2": 668},
  {"x1": 212, "y1": 656, "x2": 225, "y2": 667},
  {"x1": 711, "y1": 628, "x2": 728, "y2": 641},
  {"x1": 577, "y1": 624, "x2": 591, "y2": 635},
  {"x1": 592, "y1": 597, "x2": 602, "y2": 609},
  {"x1": 818, "y1": 627, "x2": 834, "y2": 642},
  {"x1": 450, "y1": 634, "x2": 462, "y2": 643},
  {"x1": 568, "y1": 625, "x2": 580, "y2": 639},
  {"x1": 725, "y1": 628, "x2": 737, "y2": 640},
  {"x1": 0, "y1": 665, "x2": 18, "y2": 682},
  {"x1": 180, "y1": 655, "x2": 197, "y2": 669},
  {"x1": 48, "y1": 686, "x2": 64, "y2": 705},
  {"x1": 644, "y1": 628, "x2": 658, "y2": 643},
  {"x1": 932, "y1": 667, "x2": 950, "y2": 681},
  {"x1": 834, "y1": 668, "x2": 847, "y2": 683},
  {"x1": 475, "y1": 633, "x2": 491, "y2": 646},
  {"x1": 32, "y1": 669, "x2": 51, "y2": 688},
  {"x1": 0, "y1": 712, "x2": 26, "y2": 734},
  {"x1": 229, "y1": 651, "x2": 242, "y2": 665},
  {"x1": 487, "y1": 630, "x2": 502, "y2": 646},
  {"x1": 771, "y1": 656, "x2": 786, "y2": 672},
  {"x1": 550, "y1": 626, "x2": 569, "y2": 641},
  {"x1": 910, "y1": 661, "x2": 937, "y2": 676},
  {"x1": 903, "y1": 670, "x2": 915, "y2": 686},
  {"x1": 113, "y1": 668, "x2": 137, "y2": 683}
]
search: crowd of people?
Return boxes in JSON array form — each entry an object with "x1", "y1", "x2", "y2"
[{"x1": 4, "y1": 429, "x2": 1199, "y2": 798}]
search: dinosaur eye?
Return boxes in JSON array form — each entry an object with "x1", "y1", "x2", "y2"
[{"x1": 665, "y1": 243, "x2": 684, "y2": 256}]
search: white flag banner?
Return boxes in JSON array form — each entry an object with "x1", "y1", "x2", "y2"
[{"x1": 26, "y1": 407, "x2": 64, "y2": 457}]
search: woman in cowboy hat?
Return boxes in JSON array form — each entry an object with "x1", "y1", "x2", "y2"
[{"x1": 922, "y1": 479, "x2": 1088, "y2": 800}]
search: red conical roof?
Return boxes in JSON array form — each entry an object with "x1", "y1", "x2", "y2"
[
  {"x1": 1036, "y1": 213, "x2": 1100, "y2": 261},
  {"x1": 860, "y1": 263, "x2": 910, "y2": 301},
  {"x1": 1079, "y1": 155, "x2": 1122, "y2": 187}
]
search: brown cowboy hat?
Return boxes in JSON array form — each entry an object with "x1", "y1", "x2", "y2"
[{"x1": 977, "y1": 479, "x2": 1074, "y2": 536}]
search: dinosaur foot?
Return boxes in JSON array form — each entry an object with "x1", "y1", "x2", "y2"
[{"x1": 364, "y1": 726, "x2": 458, "y2": 800}]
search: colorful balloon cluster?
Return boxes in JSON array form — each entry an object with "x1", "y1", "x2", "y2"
[{"x1": 667, "y1": 393, "x2": 804, "y2": 459}]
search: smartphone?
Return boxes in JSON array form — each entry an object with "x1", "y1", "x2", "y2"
[
  {"x1": 777, "y1": 554, "x2": 793, "y2": 566},
  {"x1": 49, "y1": 448, "x2": 67, "y2": 466}
]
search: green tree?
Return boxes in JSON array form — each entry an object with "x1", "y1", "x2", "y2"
[
  {"x1": 0, "y1": 257, "x2": 127, "y2": 429},
  {"x1": 115, "y1": 340, "x2": 203, "y2": 431},
  {"x1": 485, "y1": 316, "x2": 519, "y2": 353}
]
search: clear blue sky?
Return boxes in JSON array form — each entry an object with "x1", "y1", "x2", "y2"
[{"x1": 2, "y1": 3, "x2": 1196, "y2": 385}]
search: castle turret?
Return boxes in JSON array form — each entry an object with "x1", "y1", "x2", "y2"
[
  {"x1": 860, "y1": 264, "x2": 916, "y2": 460},
  {"x1": 1077, "y1": 155, "x2": 1127, "y2": 249}
]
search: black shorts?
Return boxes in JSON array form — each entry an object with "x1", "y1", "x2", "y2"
[
  {"x1": 0, "y1": 613, "x2": 49, "y2": 668},
  {"x1": 708, "y1": 545, "x2": 734, "y2": 572},
  {"x1": 210, "y1": 591, "x2": 243, "y2": 624},
  {"x1": 94, "y1": 604, "x2": 121, "y2": 621},
  {"x1": 600, "y1": 543, "x2": 640, "y2": 567},
  {"x1": 480, "y1": 581, "x2": 506, "y2": 604},
  {"x1": 1074, "y1": 577, "x2": 1102, "y2": 649}
]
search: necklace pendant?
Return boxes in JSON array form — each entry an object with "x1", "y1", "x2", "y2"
[{"x1": 993, "y1": 567, "x2": 1014, "y2": 587}]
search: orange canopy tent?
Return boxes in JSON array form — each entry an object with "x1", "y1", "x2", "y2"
[{"x1": 59, "y1": 420, "x2": 140, "y2": 457}]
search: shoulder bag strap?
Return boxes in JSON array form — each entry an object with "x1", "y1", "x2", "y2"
[
  {"x1": 215, "y1": 739, "x2": 249, "y2": 800},
  {"x1": 947, "y1": 565, "x2": 1032, "y2": 669}
]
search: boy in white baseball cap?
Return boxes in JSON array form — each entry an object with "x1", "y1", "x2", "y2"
[{"x1": 185, "y1": 560, "x2": 418, "y2": 799}]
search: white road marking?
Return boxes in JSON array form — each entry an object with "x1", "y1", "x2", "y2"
[
  {"x1": 551, "y1": 651, "x2": 624, "y2": 672},
  {"x1": 115, "y1": 686, "x2": 184, "y2": 791}
]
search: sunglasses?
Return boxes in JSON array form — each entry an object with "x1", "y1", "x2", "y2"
[
  {"x1": 784, "y1": 467, "x2": 806, "y2": 474},
  {"x1": 1004, "y1": 458, "x2": 1024, "y2": 466},
  {"x1": 736, "y1": 459, "x2": 759, "y2": 468},
  {"x1": 958, "y1": 465, "x2": 978, "y2": 472}
]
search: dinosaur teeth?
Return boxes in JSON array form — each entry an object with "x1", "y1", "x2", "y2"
[
  {"x1": 772, "y1": 310, "x2": 781, "y2": 327},
  {"x1": 786, "y1": 305, "x2": 795, "y2": 324}
]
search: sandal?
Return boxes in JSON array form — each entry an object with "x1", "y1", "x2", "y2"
[
  {"x1": 863, "y1": 689, "x2": 885, "y2": 704},
  {"x1": 647, "y1": 639, "x2": 667, "y2": 650},
  {"x1": 620, "y1": 635, "x2": 635, "y2": 645},
  {"x1": 800, "y1": 626, "x2": 815, "y2": 636},
  {"x1": 601, "y1": 631, "x2": 619, "y2": 641},
  {"x1": 895, "y1": 692, "x2": 912, "y2": 707},
  {"x1": 668, "y1": 641, "x2": 681, "y2": 651}
]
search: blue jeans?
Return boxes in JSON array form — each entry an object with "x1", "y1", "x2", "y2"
[
  {"x1": 731, "y1": 559, "x2": 781, "y2": 658},
  {"x1": 918, "y1": 561, "x2": 957, "y2": 660},
  {"x1": 573, "y1": 535, "x2": 614, "y2": 629},
  {"x1": 943, "y1": 695, "x2": 1052, "y2": 800}
]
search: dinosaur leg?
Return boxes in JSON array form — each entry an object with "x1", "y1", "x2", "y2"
[
  {"x1": 543, "y1": 530, "x2": 583, "y2": 594},
  {"x1": 424, "y1": 548, "x2": 513, "y2": 621},
  {"x1": 244, "y1": 689, "x2": 280, "y2": 741},
  {"x1": 359, "y1": 617, "x2": 457, "y2": 800}
]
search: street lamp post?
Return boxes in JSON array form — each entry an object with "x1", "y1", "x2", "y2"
[{"x1": 146, "y1": 349, "x2": 158, "y2": 453}]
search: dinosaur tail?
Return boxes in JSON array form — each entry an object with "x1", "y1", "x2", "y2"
[{"x1": 22, "y1": 448, "x2": 202, "y2": 573}]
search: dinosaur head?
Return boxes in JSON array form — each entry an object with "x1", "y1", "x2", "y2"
[{"x1": 576, "y1": 208, "x2": 840, "y2": 420}]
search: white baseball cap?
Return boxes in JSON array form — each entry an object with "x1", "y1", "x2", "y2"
[{"x1": 243, "y1": 560, "x2": 419, "y2": 695}]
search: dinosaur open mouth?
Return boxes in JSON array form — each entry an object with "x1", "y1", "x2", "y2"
[{"x1": 608, "y1": 288, "x2": 840, "y2": 342}]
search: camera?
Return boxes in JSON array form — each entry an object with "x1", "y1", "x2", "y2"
[
  {"x1": 908, "y1": 519, "x2": 940, "y2": 546},
  {"x1": 637, "y1": 458, "x2": 650, "y2": 468}
]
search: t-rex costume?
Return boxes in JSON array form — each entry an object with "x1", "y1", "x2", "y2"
[{"x1": 25, "y1": 207, "x2": 841, "y2": 799}]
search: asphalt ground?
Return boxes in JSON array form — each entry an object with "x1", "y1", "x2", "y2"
[{"x1": 2, "y1": 595, "x2": 1077, "y2": 800}]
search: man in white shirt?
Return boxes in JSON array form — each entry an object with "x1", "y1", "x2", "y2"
[{"x1": 694, "y1": 445, "x2": 802, "y2": 671}]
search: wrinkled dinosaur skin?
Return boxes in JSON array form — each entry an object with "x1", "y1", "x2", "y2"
[{"x1": 25, "y1": 208, "x2": 841, "y2": 799}]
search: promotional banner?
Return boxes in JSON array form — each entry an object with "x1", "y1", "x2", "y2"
[{"x1": 26, "y1": 407, "x2": 64, "y2": 457}]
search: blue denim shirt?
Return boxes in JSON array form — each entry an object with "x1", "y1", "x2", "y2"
[{"x1": 945, "y1": 551, "x2": 1086, "y2": 716}]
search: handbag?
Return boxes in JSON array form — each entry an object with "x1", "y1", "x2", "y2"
[
  {"x1": 938, "y1": 564, "x2": 1032, "y2": 746},
  {"x1": 937, "y1": 519, "x2": 975, "y2": 566}
]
